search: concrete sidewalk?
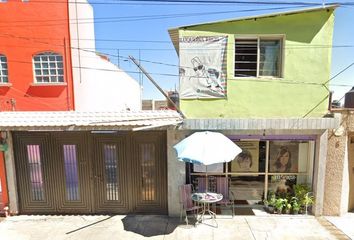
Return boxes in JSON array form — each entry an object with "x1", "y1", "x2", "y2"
[
  {"x1": 326, "y1": 213, "x2": 354, "y2": 240},
  {"x1": 0, "y1": 214, "x2": 351, "y2": 240}
]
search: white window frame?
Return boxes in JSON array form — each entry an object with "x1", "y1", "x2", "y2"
[
  {"x1": 33, "y1": 52, "x2": 65, "y2": 84},
  {"x1": 234, "y1": 35, "x2": 285, "y2": 79},
  {"x1": 0, "y1": 54, "x2": 9, "y2": 83}
]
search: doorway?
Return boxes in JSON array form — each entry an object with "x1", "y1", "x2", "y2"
[{"x1": 13, "y1": 131, "x2": 167, "y2": 214}]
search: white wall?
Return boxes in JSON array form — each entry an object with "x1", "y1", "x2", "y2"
[{"x1": 69, "y1": 0, "x2": 141, "y2": 111}]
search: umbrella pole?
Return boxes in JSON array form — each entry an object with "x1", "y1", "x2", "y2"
[
  {"x1": 205, "y1": 165, "x2": 208, "y2": 193},
  {"x1": 188, "y1": 163, "x2": 191, "y2": 184}
]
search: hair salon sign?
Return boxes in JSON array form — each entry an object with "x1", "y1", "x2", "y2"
[{"x1": 179, "y1": 36, "x2": 227, "y2": 99}]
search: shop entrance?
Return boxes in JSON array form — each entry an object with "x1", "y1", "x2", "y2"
[{"x1": 188, "y1": 138, "x2": 315, "y2": 212}]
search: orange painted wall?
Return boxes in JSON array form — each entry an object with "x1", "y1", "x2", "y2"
[{"x1": 0, "y1": 0, "x2": 74, "y2": 111}]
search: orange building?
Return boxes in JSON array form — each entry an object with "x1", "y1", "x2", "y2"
[
  {"x1": 0, "y1": 0, "x2": 75, "y2": 111},
  {"x1": 0, "y1": 0, "x2": 75, "y2": 213}
]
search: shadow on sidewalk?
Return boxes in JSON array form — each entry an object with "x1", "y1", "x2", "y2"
[{"x1": 121, "y1": 215, "x2": 180, "y2": 237}]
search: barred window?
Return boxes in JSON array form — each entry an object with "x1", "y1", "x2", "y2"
[
  {"x1": 235, "y1": 37, "x2": 283, "y2": 78},
  {"x1": 0, "y1": 55, "x2": 8, "y2": 83},
  {"x1": 33, "y1": 52, "x2": 64, "y2": 83}
]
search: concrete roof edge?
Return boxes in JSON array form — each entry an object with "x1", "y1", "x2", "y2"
[{"x1": 168, "y1": 4, "x2": 339, "y2": 31}]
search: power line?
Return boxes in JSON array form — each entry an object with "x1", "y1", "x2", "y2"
[
  {"x1": 301, "y1": 93, "x2": 330, "y2": 118},
  {"x1": 324, "y1": 62, "x2": 354, "y2": 84},
  {"x1": 1, "y1": 50, "x2": 353, "y2": 87},
  {"x1": 5, "y1": 0, "x2": 323, "y2": 6},
  {"x1": 0, "y1": 32, "x2": 353, "y2": 87},
  {"x1": 3, "y1": 33, "x2": 354, "y2": 79},
  {"x1": 0, "y1": 6, "x2": 309, "y2": 27},
  {"x1": 5, "y1": 44, "x2": 354, "y2": 52},
  {"x1": 15, "y1": 0, "x2": 350, "y2": 7},
  {"x1": 4, "y1": 58, "x2": 353, "y2": 88},
  {"x1": 0, "y1": 4, "x2": 340, "y2": 28},
  {"x1": 0, "y1": 6, "x2": 302, "y2": 25},
  {"x1": 3, "y1": 34, "x2": 354, "y2": 51}
]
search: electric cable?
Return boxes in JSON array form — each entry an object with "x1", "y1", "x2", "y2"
[
  {"x1": 3, "y1": 58, "x2": 353, "y2": 88},
  {"x1": 0, "y1": 6, "x2": 303, "y2": 26}
]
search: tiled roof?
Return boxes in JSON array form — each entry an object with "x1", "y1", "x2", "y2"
[{"x1": 0, "y1": 111, "x2": 183, "y2": 130}]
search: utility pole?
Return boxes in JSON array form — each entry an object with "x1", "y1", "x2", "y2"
[{"x1": 129, "y1": 56, "x2": 185, "y2": 119}]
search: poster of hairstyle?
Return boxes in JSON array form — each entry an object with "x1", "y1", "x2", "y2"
[
  {"x1": 179, "y1": 36, "x2": 227, "y2": 99},
  {"x1": 269, "y1": 141, "x2": 299, "y2": 173},
  {"x1": 231, "y1": 141, "x2": 259, "y2": 172},
  {"x1": 269, "y1": 175, "x2": 297, "y2": 195}
]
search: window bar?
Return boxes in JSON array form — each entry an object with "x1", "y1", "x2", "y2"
[
  {"x1": 69, "y1": 146, "x2": 73, "y2": 201},
  {"x1": 71, "y1": 145, "x2": 77, "y2": 200},
  {"x1": 29, "y1": 146, "x2": 37, "y2": 200},
  {"x1": 28, "y1": 146, "x2": 35, "y2": 200},
  {"x1": 114, "y1": 145, "x2": 118, "y2": 200},
  {"x1": 142, "y1": 145, "x2": 147, "y2": 200},
  {"x1": 110, "y1": 146, "x2": 113, "y2": 200},
  {"x1": 107, "y1": 145, "x2": 111, "y2": 200},
  {"x1": 33, "y1": 146, "x2": 40, "y2": 201},
  {"x1": 110, "y1": 145, "x2": 114, "y2": 200},
  {"x1": 63, "y1": 145, "x2": 80, "y2": 201},
  {"x1": 114, "y1": 146, "x2": 118, "y2": 201},
  {"x1": 256, "y1": 37, "x2": 260, "y2": 78},
  {"x1": 264, "y1": 141, "x2": 270, "y2": 201},
  {"x1": 146, "y1": 145, "x2": 149, "y2": 201},
  {"x1": 27, "y1": 145, "x2": 44, "y2": 201},
  {"x1": 65, "y1": 146, "x2": 71, "y2": 201},
  {"x1": 149, "y1": 145, "x2": 153, "y2": 201},
  {"x1": 143, "y1": 145, "x2": 147, "y2": 200}
]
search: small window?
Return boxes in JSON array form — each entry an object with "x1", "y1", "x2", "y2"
[
  {"x1": 235, "y1": 37, "x2": 282, "y2": 78},
  {"x1": 0, "y1": 54, "x2": 8, "y2": 83},
  {"x1": 33, "y1": 52, "x2": 64, "y2": 83}
]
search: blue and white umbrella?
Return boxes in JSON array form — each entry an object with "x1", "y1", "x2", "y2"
[{"x1": 173, "y1": 131, "x2": 242, "y2": 166}]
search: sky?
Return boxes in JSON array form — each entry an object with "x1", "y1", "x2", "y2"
[{"x1": 90, "y1": 0, "x2": 354, "y2": 101}]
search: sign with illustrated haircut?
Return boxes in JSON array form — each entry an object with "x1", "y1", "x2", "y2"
[
  {"x1": 231, "y1": 141, "x2": 259, "y2": 172},
  {"x1": 179, "y1": 36, "x2": 227, "y2": 99}
]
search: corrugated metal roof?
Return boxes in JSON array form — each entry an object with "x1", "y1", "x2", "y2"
[
  {"x1": 168, "y1": 4, "x2": 338, "y2": 53},
  {"x1": 0, "y1": 111, "x2": 183, "y2": 130}
]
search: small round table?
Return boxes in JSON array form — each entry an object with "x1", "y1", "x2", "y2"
[{"x1": 191, "y1": 192, "x2": 223, "y2": 227}]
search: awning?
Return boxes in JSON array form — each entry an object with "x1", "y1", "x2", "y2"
[
  {"x1": 180, "y1": 117, "x2": 340, "y2": 130},
  {"x1": 0, "y1": 110, "x2": 183, "y2": 131}
]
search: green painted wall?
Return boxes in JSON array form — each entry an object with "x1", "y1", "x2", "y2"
[{"x1": 178, "y1": 8, "x2": 335, "y2": 118}]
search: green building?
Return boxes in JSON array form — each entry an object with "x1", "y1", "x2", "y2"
[
  {"x1": 166, "y1": 5, "x2": 348, "y2": 217},
  {"x1": 169, "y1": 5, "x2": 336, "y2": 118}
]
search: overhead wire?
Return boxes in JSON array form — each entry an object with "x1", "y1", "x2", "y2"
[
  {"x1": 0, "y1": 6, "x2": 304, "y2": 26},
  {"x1": 3, "y1": 33, "x2": 354, "y2": 50},
  {"x1": 0, "y1": 31, "x2": 353, "y2": 87},
  {"x1": 3, "y1": 57, "x2": 353, "y2": 88},
  {"x1": 324, "y1": 62, "x2": 354, "y2": 84},
  {"x1": 6, "y1": 0, "x2": 351, "y2": 7},
  {"x1": 2, "y1": 0, "x2": 324, "y2": 6},
  {"x1": 0, "y1": 0, "x2": 351, "y2": 114}
]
